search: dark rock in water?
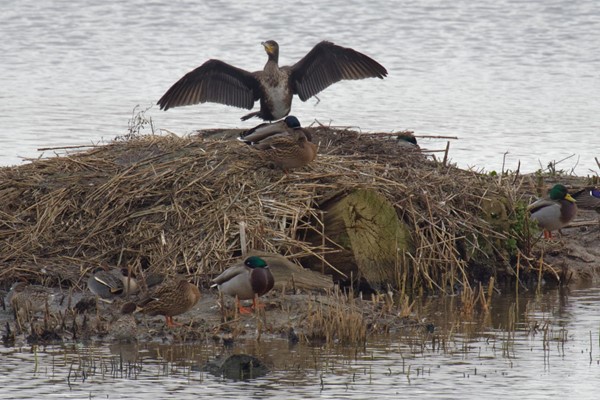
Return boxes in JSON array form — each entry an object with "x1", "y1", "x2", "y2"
[{"x1": 199, "y1": 354, "x2": 269, "y2": 380}]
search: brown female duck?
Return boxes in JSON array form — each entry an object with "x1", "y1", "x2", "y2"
[
  {"x1": 157, "y1": 40, "x2": 387, "y2": 121},
  {"x1": 128, "y1": 277, "x2": 201, "y2": 327},
  {"x1": 6, "y1": 281, "x2": 56, "y2": 315}
]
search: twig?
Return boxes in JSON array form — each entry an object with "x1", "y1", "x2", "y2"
[
  {"x1": 37, "y1": 144, "x2": 98, "y2": 151},
  {"x1": 442, "y1": 141, "x2": 450, "y2": 166}
]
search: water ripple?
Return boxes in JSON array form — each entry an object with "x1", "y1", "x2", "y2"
[{"x1": 0, "y1": 0, "x2": 599, "y2": 172}]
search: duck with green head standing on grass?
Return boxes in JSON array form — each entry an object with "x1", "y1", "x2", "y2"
[
  {"x1": 528, "y1": 184, "x2": 577, "y2": 238},
  {"x1": 212, "y1": 256, "x2": 275, "y2": 314}
]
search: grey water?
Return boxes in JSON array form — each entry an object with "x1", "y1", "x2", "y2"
[
  {"x1": 1, "y1": 284, "x2": 600, "y2": 399},
  {"x1": 1, "y1": 0, "x2": 599, "y2": 174}
]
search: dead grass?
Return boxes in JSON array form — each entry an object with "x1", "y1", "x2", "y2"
[
  {"x1": 302, "y1": 289, "x2": 367, "y2": 346},
  {"x1": 0, "y1": 126, "x2": 535, "y2": 294}
]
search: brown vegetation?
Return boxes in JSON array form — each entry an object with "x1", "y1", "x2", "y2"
[{"x1": 0, "y1": 126, "x2": 597, "y2": 297}]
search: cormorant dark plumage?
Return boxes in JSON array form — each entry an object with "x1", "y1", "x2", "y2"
[{"x1": 157, "y1": 40, "x2": 388, "y2": 121}]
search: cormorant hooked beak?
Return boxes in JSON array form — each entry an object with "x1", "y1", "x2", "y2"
[{"x1": 261, "y1": 41, "x2": 273, "y2": 54}]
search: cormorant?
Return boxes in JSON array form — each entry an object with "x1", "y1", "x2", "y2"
[{"x1": 157, "y1": 40, "x2": 387, "y2": 121}]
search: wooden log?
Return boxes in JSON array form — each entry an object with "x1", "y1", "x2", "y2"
[{"x1": 304, "y1": 189, "x2": 412, "y2": 290}]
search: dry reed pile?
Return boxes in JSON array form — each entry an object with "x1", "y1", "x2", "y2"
[{"x1": 0, "y1": 127, "x2": 520, "y2": 292}]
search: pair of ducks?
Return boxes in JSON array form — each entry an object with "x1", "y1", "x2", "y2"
[
  {"x1": 527, "y1": 183, "x2": 600, "y2": 238},
  {"x1": 88, "y1": 256, "x2": 274, "y2": 328},
  {"x1": 239, "y1": 115, "x2": 318, "y2": 172}
]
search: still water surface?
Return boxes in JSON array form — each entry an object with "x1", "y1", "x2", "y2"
[
  {"x1": 1, "y1": 0, "x2": 599, "y2": 173},
  {"x1": 1, "y1": 285, "x2": 599, "y2": 399}
]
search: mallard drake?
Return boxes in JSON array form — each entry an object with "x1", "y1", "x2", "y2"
[
  {"x1": 6, "y1": 282, "x2": 56, "y2": 314},
  {"x1": 129, "y1": 277, "x2": 201, "y2": 327},
  {"x1": 396, "y1": 133, "x2": 419, "y2": 149},
  {"x1": 240, "y1": 116, "x2": 317, "y2": 171},
  {"x1": 212, "y1": 256, "x2": 275, "y2": 314},
  {"x1": 528, "y1": 184, "x2": 578, "y2": 238},
  {"x1": 87, "y1": 267, "x2": 138, "y2": 303},
  {"x1": 110, "y1": 302, "x2": 138, "y2": 342},
  {"x1": 239, "y1": 115, "x2": 302, "y2": 142},
  {"x1": 572, "y1": 187, "x2": 600, "y2": 212},
  {"x1": 244, "y1": 250, "x2": 334, "y2": 291},
  {"x1": 157, "y1": 40, "x2": 387, "y2": 121}
]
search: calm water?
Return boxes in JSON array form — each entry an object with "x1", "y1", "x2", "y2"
[
  {"x1": 1, "y1": 285, "x2": 600, "y2": 399},
  {"x1": 1, "y1": 0, "x2": 599, "y2": 173}
]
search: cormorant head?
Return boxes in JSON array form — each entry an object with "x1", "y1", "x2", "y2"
[
  {"x1": 261, "y1": 40, "x2": 279, "y2": 57},
  {"x1": 244, "y1": 256, "x2": 268, "y2": 269},
  {"x1": 284, "y1": 115, "x2": 301, "y2": 129}
]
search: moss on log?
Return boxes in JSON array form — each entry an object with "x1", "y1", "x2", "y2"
[{"x1": 306, "y1": 188, "x2": 412, "y2": 290}]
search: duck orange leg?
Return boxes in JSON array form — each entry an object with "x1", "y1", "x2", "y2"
[
  {"x1": 543, "y1": 230, "x2": 552, "y2": 239},
  {"x1": 236, "y1": 297, "x2": 253, "y2": 315},
  {"x1": 252, "y1": 295, "x2": 266, "y2": 311},
  {"x1": 165, "y1": 315, "x2": 182, "y2": 327}
]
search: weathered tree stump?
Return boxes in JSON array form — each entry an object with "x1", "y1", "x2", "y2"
[{"x1": 304, "y1": 188, "x2": 412, "y2": 290}]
